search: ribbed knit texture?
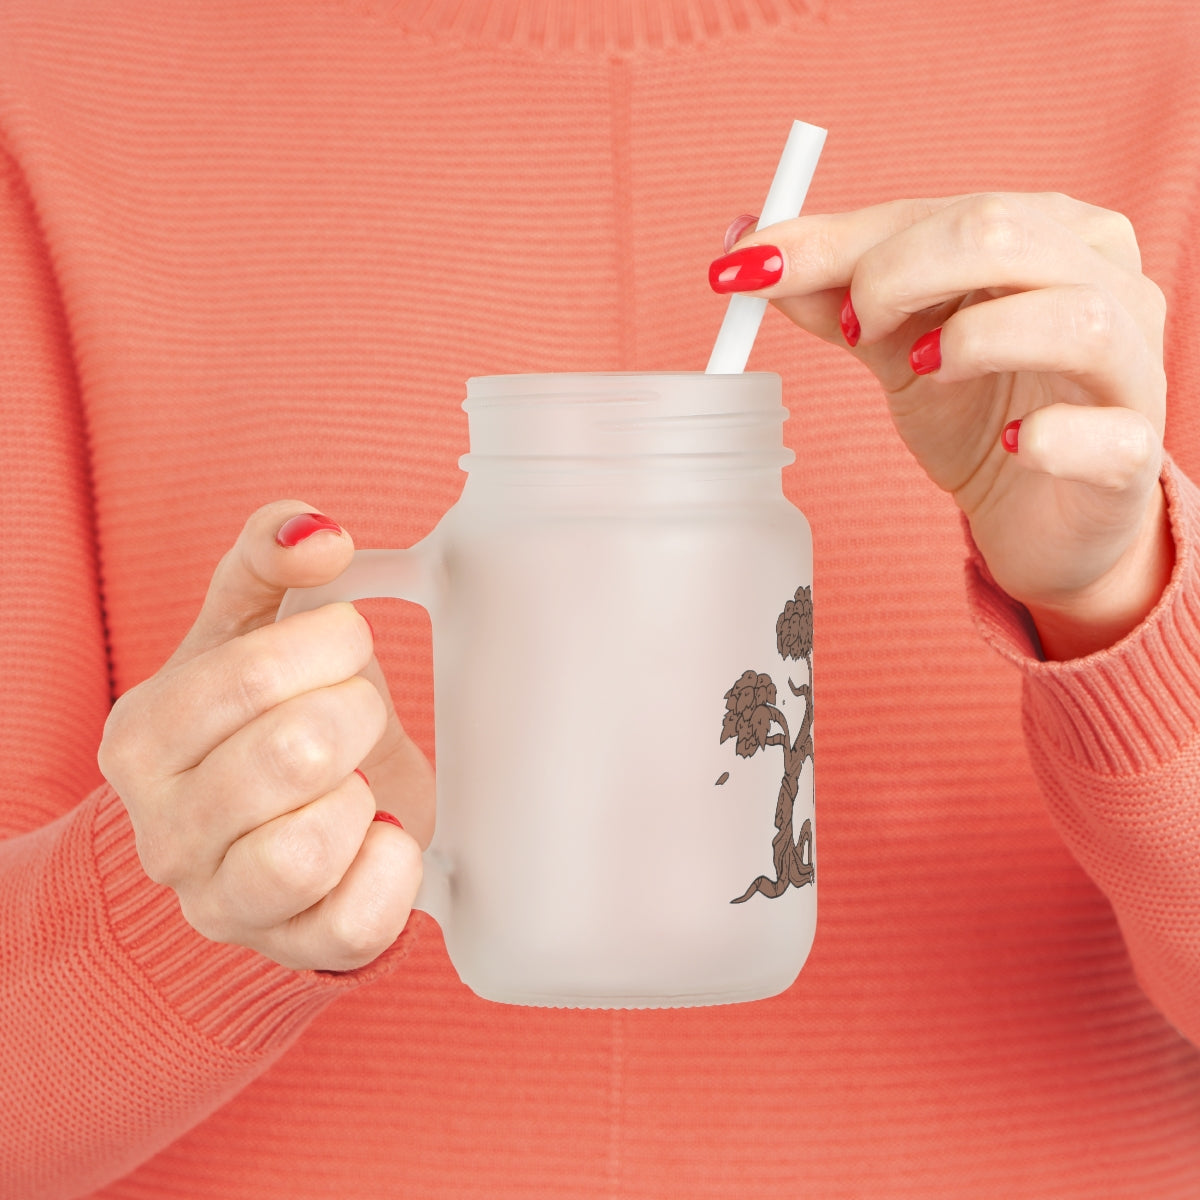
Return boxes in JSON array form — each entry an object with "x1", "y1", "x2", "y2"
[{"x1": 1, "y1": 1, "x2": 1199, "y2": 1197}]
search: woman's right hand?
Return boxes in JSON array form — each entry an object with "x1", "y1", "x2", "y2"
[{"x1": 97, "y1": 501, "x2": 434, "y2": 972}]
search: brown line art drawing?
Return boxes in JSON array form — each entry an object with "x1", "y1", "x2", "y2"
[{"x1": 719, "y1": 585, "x2": 814, "y2": 903}]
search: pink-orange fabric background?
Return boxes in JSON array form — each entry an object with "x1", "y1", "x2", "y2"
[{"x1": 2, "y1": 2, "x2": 1199, "y2": 1196}]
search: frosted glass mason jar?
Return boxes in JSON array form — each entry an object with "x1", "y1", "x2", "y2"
[{"x1": 278, "y1": 372, "x2": 816, "y2": 1008}]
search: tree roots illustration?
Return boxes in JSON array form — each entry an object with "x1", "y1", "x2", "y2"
[{"x1": 720, "y1": 585, "x2": 814, "y2": 904}]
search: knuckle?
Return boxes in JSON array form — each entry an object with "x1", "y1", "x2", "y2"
[
  {"x1": 258, "y1": 814, "x2": 341, "y2": 899},
  {"x1": 1094, "y1": 458, "x2": 1144, "y2": 494},
  {"x1": 261, "y1": 710, "x2": 337, "y2": 789},
  {"x1": 176, "y1": 889, "x2": 236, "y2": 945},
  {"x1": 1085, "y1": 414, "x2": 1160, "y2": 492},
  {"x1": 1100, "y1": 208, "x2": 1138, "y2": 252},
  {"x1": 1032, "y1": 190, "x2": 1077, "y2": 226},
  {"x1": 1116, "y1": 414, "x2": 1160, "y2": 474},
  {"x1": 232, "y1": 645, "x2": 288, "y2": 716},
  {"x1": 134, "y1": 825, "x2": 185, "y2": 887},
  {"x1": 962, "y1": 194, "x2": 1030, "y2": 262},
  {"x1": 1081, "y1": 204, "x2": 1142, "y2": 272},
  {"x1": 1062, "y1": 286, "x2": 1118, "y2": 348},
  {"x1": 95, "y1": 725, "x2": 125, "y2": 785},
  {"x1": 325, "y1": 903, "x2": 393, "y2": 967},
  {"x1": 97, "y1": 688, "x2": 149, "y2": 782},
  {"x1": 789, "y1": 222, "x2": 840, "y2": 280}
]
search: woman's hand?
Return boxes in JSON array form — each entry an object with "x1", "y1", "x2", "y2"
[
  {"x1": 711, "y1": 193, "x2": 1172, "y2": 659},
  {"x1": 98, "y1": 501, "x2": 434, "y2": 972}
]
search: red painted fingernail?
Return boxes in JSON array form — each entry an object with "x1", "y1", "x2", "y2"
[
  {"x1": 275, "y1": 512, "x2": 343, "y2": 548},
  {"x1": 839, "y1": 290, "x2": 860, "y2": 347},
  {"x1": 910, "y1": 327, "x2": 942, "y2": 375},
  {"x1": 708, "y1": 244, "x2": 784, "y2": 293},
  {"x1": 722, "y1": 213, "x2": 759, "y2": 253},
  {"x1": 372, "y1": 810, "x2": 404, "y2": 830},
  {"x1": 1002, "y1": 419, "x2": 1022, "y2": 453},
  {"x1": 354, "y1": 768, "x2": 370, "y2": 787}
]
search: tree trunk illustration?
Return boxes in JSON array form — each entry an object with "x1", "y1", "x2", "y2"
[{"x1": 720, "y1": 586, "x2": 814, "y2": 904}]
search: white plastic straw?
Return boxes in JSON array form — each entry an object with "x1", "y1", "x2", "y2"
[{"x1": 705, "y1": 120, "x2": 827, "y2": 374}]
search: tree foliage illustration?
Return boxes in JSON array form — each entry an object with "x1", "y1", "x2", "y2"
[{"x1": 720, "y1": 585, "x2": 814, "y2": 903}]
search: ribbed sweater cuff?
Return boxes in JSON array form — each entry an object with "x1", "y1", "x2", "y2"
[
  {"x1": 91, "y1": 783, "x2": 419, "y2": 1058},
  {"x1": 965, "y1": 455, "x2": 1200, "y2": 775}
]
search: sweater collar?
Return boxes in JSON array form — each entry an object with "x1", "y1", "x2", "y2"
[{"x1": 373, "y1": 0, "x2": 826, "y2": 52}]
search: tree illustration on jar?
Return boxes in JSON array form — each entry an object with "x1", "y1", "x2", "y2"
[{"x1": 719, "y1": 585, "x2": 814, "y2": 903}]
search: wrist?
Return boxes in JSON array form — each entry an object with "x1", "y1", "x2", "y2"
[{"x1": 1021, "y1": 483, "x2": 1174, "y2": 660}]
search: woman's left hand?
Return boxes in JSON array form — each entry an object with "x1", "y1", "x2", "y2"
[{"x1": 711, "y1": 192, "x2": 1172, "y2": 659}]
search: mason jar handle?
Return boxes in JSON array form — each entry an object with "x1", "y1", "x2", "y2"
[
  {"x1": 275, "y1": 546, "x2": 434, "y2": 617},
  {"x1": 275, "y1": 544, "x2": 452, "y2": 930}
]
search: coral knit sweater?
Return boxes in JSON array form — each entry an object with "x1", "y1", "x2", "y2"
[{"x1": 2, "y1": 1, "x2": 1200, "y2": 1197}]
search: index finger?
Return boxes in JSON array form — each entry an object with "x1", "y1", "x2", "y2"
[
  {"x1": 730, "y1": 191, "x2": 1143, "y2": 298},
  {"x1": 132, "y1": 601, "x2": 374, "y2": 777}
]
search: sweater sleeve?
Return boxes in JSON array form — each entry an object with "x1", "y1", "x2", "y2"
[
  {"x1": 966, "y1": 456, "x2": 1200, "y2": 1048},
  {"x1": 0, "y1": 150, "x2": 417, "y2": 1198}
]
